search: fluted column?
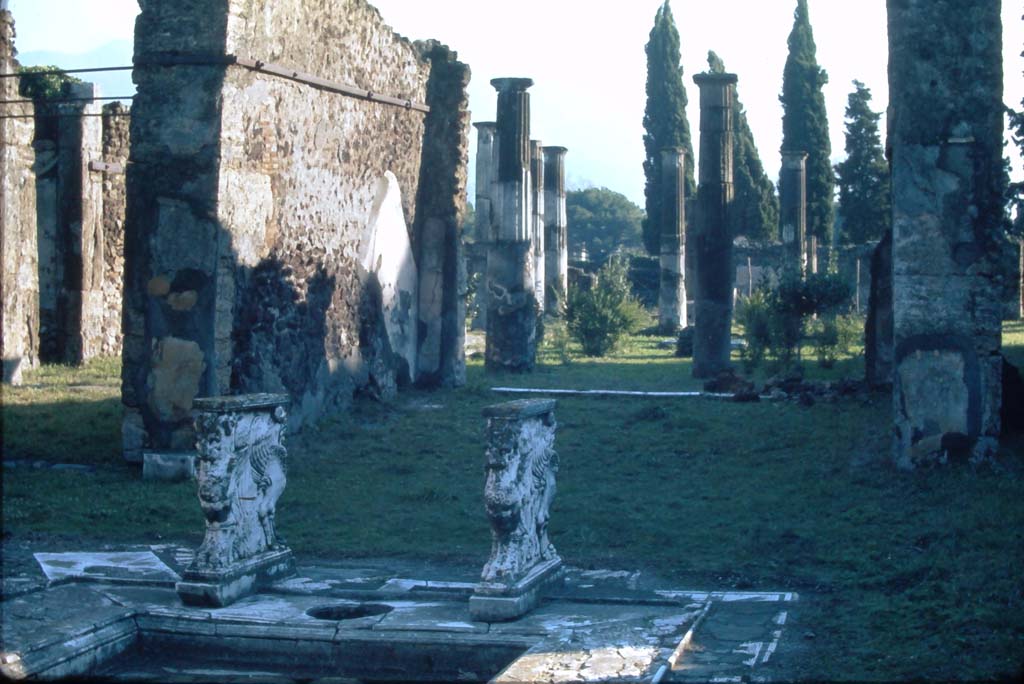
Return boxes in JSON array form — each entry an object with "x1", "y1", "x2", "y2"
[
  {"x1": 530, "y1": 139, "x2": 545, "y2": 311},
  {"x1": 779, "y1": 151, "x2": 807, "y2": 276},
  {"x1": 542, "y1": 146, "x2": 568, "y2": 312},
  {"x1": 485, "y1": 78, "x2": 537, "y2": 372},
  {"x1": 691, "y1": 72, "x2": 737, "y2": 378},
  {"x1": 658, "y1": 148, "x2": 686, "y2": 333}
]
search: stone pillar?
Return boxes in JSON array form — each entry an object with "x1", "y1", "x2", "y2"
[
  {"x1": 542, "y1": 146, "x2": 568, "y2": 313},
  {"x1": 530, "y1": 139, "x2": 545, "y2": 312},
  {"x1": 176, "y1": 394, "x2": 296, "y2": 607},
  {"x1": 779, "y1": 151, "x2": 807, "y2": 276},
  {"x1": 888, "y1": 0, "x2": 1003, "y2": 467},
  {"x1": 691, "y1": 72, "x2": 737, "y2": 379},
  {"x1": 865, "y1": 229, "x2": 893, "y2": 388},
  {"x1": 485, "y1": 78, "x2": 537, "y2": 372},
  {"x1": 98, "y1": 102, "x2": 129, "y2": 357},
  {"x1": 55, "y1": 81, "x2": 105, "y2": 364},
  {"x1": 0, "y1": 9, "x2": 38, "y2": 385},
  {"x1": 471, "y1": 122, "x2": 497, "y2": 332},
  {"x1": 413, "y1": 43, "x2": 471, "y2": 390},
  {"x1": 658, "y1": 147, "x2": 686, "y2": 333},
  {"x1": 470, "y1": 399, "x2": 562, "y2": 621}
]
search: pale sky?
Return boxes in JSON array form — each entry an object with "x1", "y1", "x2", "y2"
[{"x1": 9, "y1": 0, "x2": 1024, "y2": 206}]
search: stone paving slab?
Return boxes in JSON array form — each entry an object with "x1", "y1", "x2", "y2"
[{"x1": 34, "y1": 551, "x2": 180, "y2": 585}]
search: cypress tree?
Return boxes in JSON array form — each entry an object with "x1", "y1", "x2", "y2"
[
  {"x1": 834, "y1": 81, "x2": 890, "y2": 244},
  {"x1": 642, "y1": 1, "x2": 695, "y2": 256},
  {"x1": 707, "y1": 51, "x2": 779, "y2": 242},
  {"x1": 779, "y1": 0, "x2": 834, "y2": 244}
]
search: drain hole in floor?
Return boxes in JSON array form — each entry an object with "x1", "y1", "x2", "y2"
[{"x1": 306, "y1": 603, "x2": 394, "y2": 620}]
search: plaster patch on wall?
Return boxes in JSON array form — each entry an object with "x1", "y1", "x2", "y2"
[
  {"x1": 220, "y1": 169, "x2": 275, "y2": 267},
  {"x1": 360, "y1": 172, "x2": 418, "y2": 380}
]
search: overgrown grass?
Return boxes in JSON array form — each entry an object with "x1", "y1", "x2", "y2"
[{"x1": 2, "y1": 323, "x2": 1024, "y2": 680}]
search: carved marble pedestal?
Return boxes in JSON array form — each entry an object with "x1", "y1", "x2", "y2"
[
  {"x1": 176, "y1": 394, "x2": 296, "y2": 607},
  {"x1": 470, "y1": 399, "x2": 563, "y2": 621}
]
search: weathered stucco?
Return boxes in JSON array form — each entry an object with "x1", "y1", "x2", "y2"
[
  {"x1": 122, "y1": 0, "x2": 469, "y2": 458},
  {"x1": 0, "y1": 10, "x2": 38, "y2": 384}
]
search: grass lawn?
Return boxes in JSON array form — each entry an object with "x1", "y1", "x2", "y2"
[{"x1": 2, "y1": 321, "x2": 1023, "y2": 681}]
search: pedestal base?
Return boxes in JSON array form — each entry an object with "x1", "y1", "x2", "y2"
[
  {"x1": 469, "y1": 557, "x2": 564, "y2": 622},
  {"x1": 176, "y1": 548, "x2": 295, "y2": 607}
]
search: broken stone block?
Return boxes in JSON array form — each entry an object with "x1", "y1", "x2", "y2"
[
  {"x1": 176, "y1": 394, "x2": 296, "y2": 607},
  {"x1": 470, "y1": 399, "x2": 563, "y2": 621},
  {"x1": 142, "y1": 451, "x2": 196, "y2": 482}
]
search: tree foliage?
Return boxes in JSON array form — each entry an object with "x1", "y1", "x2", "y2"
[
  {"x1": 834, "y1": 81, "x2": 890, "y2": 245},
  {"x1": 566, "y1": 187, "x2": 644, "y2": 263},
  {"x1": 707, "y1": 51, "x2": 779, "y2": 242},
  {"x1": 780, "y1": 0, "x2": 834, "y2": 244},
  {"x1": 642, "y1": 1, "x2": 695, "y2": 256},
  {"x1": 17, "y1": 65, "x2": 81, "y2": 101}
]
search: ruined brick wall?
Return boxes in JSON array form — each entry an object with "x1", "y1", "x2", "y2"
[
  {"x1": 216, "y1": 0, "x2": 433, "y2": 422},
  {"x1": 888, "y1": 0, "x2": 1004, "y2": 466},
  {"x1": 0, "y1": 10, "x2": 38, "y2": 384},
  {"x1": 99, "y1": 102, "x2": 129, "y2": 356},
  {"x1": 122, "y1": 0, "x2": 469, "y2": 458}
]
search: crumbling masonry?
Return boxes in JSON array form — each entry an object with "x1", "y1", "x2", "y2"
[{"x1": 122, "y1": 0, "x2": 470, "y2": 460}]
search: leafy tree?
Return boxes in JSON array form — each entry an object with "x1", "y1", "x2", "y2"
[
  {"x1": 834, "y1": 81, "x2": 890, "y2": 244},
  {"x1": 780, "y1": 0, "x2": 834, "y2": 245},
  {"x1": 642, "y1": 1, "x2": 695, "y2": 256},
  {"x1": 707, "y1": 51, "x2": 779, "y2": 242},
  {"x1": 17, "y1": 65, "x2": 81, "y2": 101},
  {"x1": 566, "y1": 187, "x2": 644, "y2": 263}
]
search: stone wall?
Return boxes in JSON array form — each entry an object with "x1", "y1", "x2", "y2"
[
  {"x1": 0, "y1": 10, "x2": 38, "y2": 384},
  {"x1": 122, "y1": 0, "x2": 469, "y2": 459}
]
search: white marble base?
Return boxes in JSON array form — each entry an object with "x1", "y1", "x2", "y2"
[
  {"x1": 175, "y1": 548, "x2": 295, "y2": 607},
  {"x1": 469, "y1": 557, "x2": 564, "y2": 622}
]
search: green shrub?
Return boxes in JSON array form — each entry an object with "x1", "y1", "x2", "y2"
[
  {"x1": 566, "y1": 257, "x2": 646, "y2": 357},
  {"x1": 675, "y1": 326, "x2": 695, "y2": 358},
  {"x1": 740, "y1": 270, "x2": 854, "y2": 371},
  {"x1": 811, "y1": 313, "x2": 863, "y2": 368},
  {"x1": 736, "y1": 290, "x2": 773, "y2": 371}
]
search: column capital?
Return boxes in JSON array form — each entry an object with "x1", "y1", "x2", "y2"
[
  {"x1": 491, "y1": 77, "x2": 534, "y2": 93},
  {"x1": 781, "y1": 150, "x2": 808, "y2": 166},
  {"x1": 693, "y1": 72, "x2": 738, "y2": 87},
  {"x1": 542, "y1": 146, "x2": 568, "y2": 156},
  {"x1": 473, "y1": 121, "x2": 497, "y2": 131}
]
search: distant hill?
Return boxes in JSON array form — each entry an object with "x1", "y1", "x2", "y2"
[{"x1": 18, "y1": 40, "x2": 135, "y2": 103}]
